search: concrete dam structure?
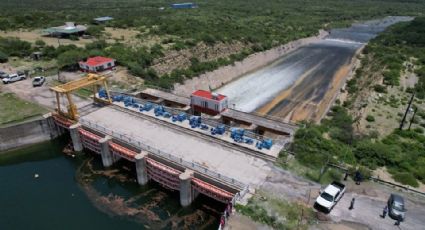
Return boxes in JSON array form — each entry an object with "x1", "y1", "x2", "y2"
[{"x1": 52, "y1": 88, "x2": 297, "y2": 208}]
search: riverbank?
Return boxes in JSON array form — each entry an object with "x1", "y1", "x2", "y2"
[
  {"x1": 172, "y1": 30, "x2": 329, "y2": 96},
  {"x1": 0, "y1": 113, "x2": 63, "y2": 152}
]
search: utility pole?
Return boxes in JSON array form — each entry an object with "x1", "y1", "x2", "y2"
[
  {"x1": 408, "y1": 107, "x2": 418, "y2": 130},
  {"x1": 399, "y1": 93, "x2": 415, "y2": 130}
]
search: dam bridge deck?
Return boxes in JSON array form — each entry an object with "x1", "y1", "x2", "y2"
[{"x1": 79, "y1": 105, "x2": 272, "y2": 188}]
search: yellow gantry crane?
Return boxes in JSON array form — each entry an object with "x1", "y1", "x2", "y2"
[{"x1": 50, "y1": 73, "x2": 112, "y2": 121}]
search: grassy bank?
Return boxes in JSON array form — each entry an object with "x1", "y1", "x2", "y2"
[
  {"x1": 236, "y1": 191, "x2": 316, "y2": 230},
  {"x1": 0, "y1": 92, "x2": 47, "y2": 126}
]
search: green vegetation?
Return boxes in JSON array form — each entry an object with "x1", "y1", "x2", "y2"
[
  {"x1": 0, "y1": 93, "x2": 47, "y2": 125},
  {"x1": 312, "y1": 17, "x2": 425, "y2": 187},
  {"x1": 348, "y1": 17, "x2": 425, "y2": 103},
  {"x1": 0, "y1": 37, "x2": 32, "y2": 58},
  {"x1": 291, "y1": 105, "x2": 425, "y2": 187},
  {"x1": 1, "y1": 0, "x2": 425, "y2": 88},
  {"x1": 0, "y1": 50, "x2": 7, "y2": 63},
  {"x1": 236, "y1": 192, "x2": 315, "y2": 229},
  {"x1": 391, "y1": 172, "x2": 419, "y2": 187},
  {"x1": 366, "y1": 115, "x2": 375, "y2": 122}
]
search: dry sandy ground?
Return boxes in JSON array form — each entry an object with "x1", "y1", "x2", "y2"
[
  {"x1": 353, "y1": 62, "x2": 424, "y2": 137},
  {"x1": 0, "y1": 29, "x2": 95, "y2": 47},
  {"x1": 0, "y1": 27, "x2": 154, "y2": 48}
]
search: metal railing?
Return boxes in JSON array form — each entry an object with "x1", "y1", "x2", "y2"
[
  {"x1": 238, "y1": 109, "x2": 300, "y2": 127},
  {"x1": 79, "y1": 118, "x2": 247, "y2": 190},
  {"x1": 108, "y1": 91, "x2": 285, "y2": 146}
]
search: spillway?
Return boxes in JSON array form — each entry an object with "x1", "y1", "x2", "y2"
[{"x1": 215, "y1": 16, "x2": 412, "y2": 122}]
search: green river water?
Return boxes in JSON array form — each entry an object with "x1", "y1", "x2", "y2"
[{"x1": 0, "y1": 137, "x2": 223, "y2": 229}]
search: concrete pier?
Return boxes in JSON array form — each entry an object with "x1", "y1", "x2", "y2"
[
  {"x1": 179, "y1": 169, "x2": 194, "y2": 207},
  {"x1": 135, "y1": 152, "x2": 149, "y2": 185},
  {"x1": 99, "y1": 136, "x2": 113, "y2": 167},
  {"x1": 69, "y1": 123, "x2": 83, "y2": 152}
]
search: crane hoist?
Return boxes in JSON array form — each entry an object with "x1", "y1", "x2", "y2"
[{"x1": 50, "y1": 73, "x2": 112, "y2": 121}]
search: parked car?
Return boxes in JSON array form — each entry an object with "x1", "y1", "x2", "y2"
[
  {"x1": 2, "y1": 73, "x2": 26, "y2": 84},
  {"x1": 0, "y1": 70, "x2": 8, "y2": 79},
  {"x1": 388, "y1": 194, "x2": 406, "y2": 221},
  {"x1": 32, "y1": 76, "x2": 46, "y2": 87},
  {"x1": 315, "y1": 181, "x2": 346, "y2": 212},
  {"x1": 17, "y1": 71, "x2": 26, "y2": 78}
]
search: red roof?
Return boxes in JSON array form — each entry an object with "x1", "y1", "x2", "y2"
[
  {"x1": 81, "y1": 56, "x2": 114, "y2": 67},
  {"x1": 192, "y1": 90, "x2": 227, "y2": 101}
]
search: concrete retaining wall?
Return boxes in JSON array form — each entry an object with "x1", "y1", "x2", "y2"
[
  {"x1": 172, "y1": 30, "x2": 329, "y2": 96},
  {"x1": 0, "y1": 113, "x2": 63, "y2": 152}
]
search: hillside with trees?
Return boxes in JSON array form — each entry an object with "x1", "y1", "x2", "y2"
[
  {"x1": 1, "y1": 0, "x2": 425, "y2": 88},
  {"x1": 291, "y1": 17, "x2": 425, "y2": 188}
]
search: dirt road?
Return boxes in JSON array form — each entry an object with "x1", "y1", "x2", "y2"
[
  {"x1": 226, "y1": 167, "x2": 425, "y2": 230},
  {"x1": 1, "y1": 75, "x2": 91, "y2": 111}
]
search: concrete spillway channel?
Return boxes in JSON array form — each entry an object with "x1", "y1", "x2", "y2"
[{"x1": 215, "y1": 16, "x2": 412, "y2": 122}]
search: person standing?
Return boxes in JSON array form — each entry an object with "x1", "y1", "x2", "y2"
[
  {"x1": 382, "y1": 205, "x2": 388, "y2": 218},
  {"x1": 355, "y1": 171, "x2": 362, "y2": 185},
  {"x1": 349, "y1": 197, "x2": 355, "y2": 210}
]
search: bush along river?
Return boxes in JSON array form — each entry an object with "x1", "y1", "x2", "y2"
[{"x1": 0, "y1": 136, "x2": 224, "y2": 229}]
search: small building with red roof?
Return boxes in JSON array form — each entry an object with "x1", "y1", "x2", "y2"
[
  {"x1": 190, "y1": 90, "x2": 228, "y2": 115},
  {"x1": 79, "y1": 56, "x2": 115, "y2": 73}
]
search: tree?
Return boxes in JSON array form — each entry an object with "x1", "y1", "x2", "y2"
[
  {"x1": 35, "y1": 39, "x2": 46, "y2": 47},
  {"x1": 0, "y1": 50, "x2": 8, "y2": 63},
  {"x1": 0, "y1": 37, "x2": 31, "y2": 57},
  {"x1": 86, "y1": 25, "x2": 105, "y2": 38},
  {"x1": 57, "y1": 50, "x2": 87, "y2": 70}
]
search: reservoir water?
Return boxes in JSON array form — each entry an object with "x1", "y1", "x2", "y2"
[{"x1": 0, "y1": 137, "x2": 223, "y2": 229}]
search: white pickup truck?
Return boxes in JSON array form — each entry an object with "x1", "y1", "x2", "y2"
[{"x1": 315, "y1": 181, "x2": 346, "y2": 212}]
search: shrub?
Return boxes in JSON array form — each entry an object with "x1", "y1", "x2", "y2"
[
  {"x1": 392, "y1": 172, "x2": 419, "y2": 187},
  {"x1": 347, "y1": 166, "x2": 372, "y2": 180},
  {"x1": 0, "y1": 51, "x2": 8, "y2": 63},
  {"x1": 35, "y1": 39, "x2": 46, "y2": 47},
  {"x1": 0, "y1": 37, "x2": 31, "y2": 57},
  {"x1": 57, "y1": 49, "x2": 87, "y2": 70},
  {"x1": 366, "y1": 115, "x2": 375, "y2": 122},
  {"x1": 413, "y1": 127, "x2": 424, "y2": 134},
  {"x1": 69, "y1": 35, "x2": 79, "y2": 41},
  {"x1": 86, "y1": 25, "x2": 105, "y2": 37},
  {"x1": 374, "y1": 84, "x2": 387, "y2": 93}
]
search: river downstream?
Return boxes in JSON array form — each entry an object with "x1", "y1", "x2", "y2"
[
  {"x1": 216, "y1": 16, "x2": 412, "y2": 122},
  {"x1": 0, "y1": 138, "x2": 223, "y2": 229}
]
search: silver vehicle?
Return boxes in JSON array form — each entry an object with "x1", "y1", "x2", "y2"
[
  {"x1": 0, "y1": 70, "x2": 8, "y2": 79},
  {"x1": 32, "y1": 76, "x2": 46, "y2": 87},
  {"x1": 2, "y1": 73, "x2": 26, "y2": 84},
  {"x1": 388, "y1": 193, "x2": 406, "y2": 221},
  {"x1": 315, "y1": 181, "x2": 346, "y2": 212}
]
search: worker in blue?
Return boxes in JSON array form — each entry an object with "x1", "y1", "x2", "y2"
[{"x1": 354, "y1": 170, "x2": 362, "y2": 185}]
